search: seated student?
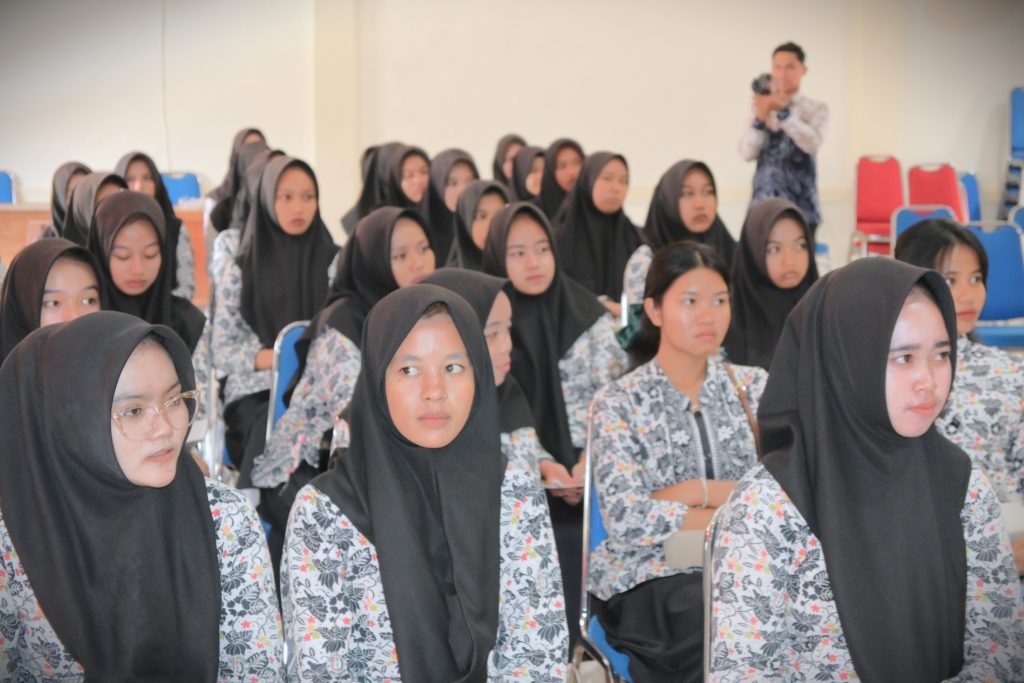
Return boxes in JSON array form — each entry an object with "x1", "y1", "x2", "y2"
[
  {"x1": 508, "y1": 145, "x2": 545, "y2": 202},
  {"x1": 624, "y1": 160, "x2": 736, "y2": 305},
  {"x1": 896, "y1": 219, "x2": 1024, "y2": 572},
  {"x1": 423, "y1": 267, "x2": 554, "y2": 477},
  {"x1": 206, "y1": 126, "x2": 266, "y2": 234},
  {"x1": 46, "y1": 161, "x2": 91, "y2": 237},
  {"x1": 88, "y1": 192, "x2": 205, "y2": 353},
  {"x1": 555, "y1": 152, "x2": 641, "y2": 316},
  {"x1": 447, "y1": 179, "x2": 510, "y2": 269},
  {"x1": 253, "y1": 207, "x2": 435, "y2": 527},
  {"x1": 723, "y1": 197, "x2": 817, "y2": 369},
  {"x1": 228, "y1": 148, "x2": 286, "y2": 235},
  {"x1": 211, "y1": 156, "x2": 338, "y2": 494},
  {"x1": 0, "y1": 238, "x2": 104, "y2": 361},
  {"x1": 492, "y1": 132, "x2": 527, "y2": 187},
  {"x1": 709, "y1": 259, "x2": 1024, "y2": 682},
  {"x1": 591, "y1": 241, "x2": 766, "y2": 682},
  {"x1": 431, "y1": 147, "x2": 479, "y2": 214},
  {"x1": 534, "y1": 138, "x2": 585, "y2": 221},
  {"x1": 282, "y1": 285, "x2": 568, "y2": 681},
  {"x1": 0, "y1": 311, "x2": 283, "y2": 681},
  {"x1": 61, "y1": 171, "x2": 127, "y2": 246},
  {"x1": 340, "y1": 140, "x2": 404, "y2": 234},
  {"x1": 482, "y1": 201, "x2": 629, "y2": 645}
]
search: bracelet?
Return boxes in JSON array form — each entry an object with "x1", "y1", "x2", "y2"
[{"x1": 700, "y1": 478, "x2": 709, "y2": 509}]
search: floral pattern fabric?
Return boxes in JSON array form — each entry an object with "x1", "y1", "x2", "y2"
[
  {"x1": 622, "y1": 244, "x2": 653, "y2": 306},
  {"x1": 0, "y1": 479, "x2": 285, "y2": 682},
  {"x1": 172, "y1": 225, "x2": 196, "y2": 301},
  {"x1": 709, "y1": 463, "x2": 1024, "y2": 682},
  {"x1": 589, "y1": 358, "x2": 767, "y2": 600},
  {"x1": 282, "y1": 465, "x2": 570, "y2": 682}
]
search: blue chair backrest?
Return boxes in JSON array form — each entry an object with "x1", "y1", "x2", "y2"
[
  {"x1": 0, "y1": 172, "x2": 13, "y2": 203},
  {"x1": 960, "y1": 173, "x2": 981, "y2": 222},
  {"x1": 1012, "y1": 87, "x2": 1024, "y2": 160},
  {"x1": 162, "y1": 172, "x2": 201, "y2": 205},
  {"x1": 893, "y1": 205, "x2": 956, "y2": 240},
  {"x1": 589, "y1": 485, "x2": 607, "y2": 552},
  {"x1": 966, "y1": 224, "x2": 1024, "y2": 321},
  {"x1": 1011, "y1": 205, "x2": 1024, "y2": 231},
  {"x1": 269, "y1": 322, "x2": 309, "y2": 432}
]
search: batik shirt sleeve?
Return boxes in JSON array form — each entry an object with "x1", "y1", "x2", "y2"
[
  {"x1": 558, "y1": 314, "x2": 629, "y2": 450},
  {"x1": 622, "y1": 245, "x2": 652, "y2": 306},
  {"x1": 172, "y1": 226, "x2": 196, "y2": 301}
]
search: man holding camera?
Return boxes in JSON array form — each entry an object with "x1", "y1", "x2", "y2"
[{"x1": 739, "y1": 42, "x2": 828, "y2": 232}]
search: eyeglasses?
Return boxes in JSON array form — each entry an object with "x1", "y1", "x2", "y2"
[{"x1": 111, "y1": 390, "x2": 201, "y2": 441}]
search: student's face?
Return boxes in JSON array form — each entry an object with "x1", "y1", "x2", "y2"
[
  {"x1": 591, "y1": 158, "x2": 629, "y2": 214},
  {"x1": 444, "y1": 161, "x2": 476, "y2": 212},
  {"x1": 678, "y1": 168, "x2": 717, "y2": 233},
  {"x1": 502, "y1": 142, "x2": 523, "y2": 181},
  {"x1": 764, "y1": 217, "x2": 810, "y2": 289},
  {"x1": 644, "y1": 267, "x2": 730, "y2": 360},
  {"x1": 554, "y1": 146, "x2": 583, "y2": 192},
  {"x1": 243, "y1": 131, "x2": 265, "y2": 145},
  {"x1": 390, "y1": 217, "x2": 435, "y2": 287},
  {"x1": 65, "y1": 171, "x2": 87, "y2": 205},
  {"x1": 484, "y1": 291, "x2": 513, "y2": 386},
  {"x1": 124, "y1": 159, "x2": 156, "y2": 197},
  {"x1": 471, "y1": 192, "x2": 507, "y2": 251},
  {"x1": 39, "y1": 257, "x2": 101, "y2": 327},
  {"x1": 111, "y1": 342, "x2": 188, "y2": 488},
  {"x1": 401, "y1": 154, "x2": 430, "y2": 204},
  {"x1": 939, "y1": 244, "x2": 986, "y2": 336},
  {"x1": 109, "y1": 219, "x2": 162, "y2": 296},
  {"x1": 95, "y1": 180, "x2": 123, "y2": 205},
  {"x1": 886, "y1": 293, "x2": 952, "y2": 438},
  {"x1": 525, "y1": 156, "x2": 544, "y2": 197},
  {"x1": 771, "y1": 50, "x2": 806, "y2": 96},
  {"x1": 275, "y1": 167, "x2": 318, "y2": 236},
  {"x1": 385, "y1": 313, "x2": 475, "y2": 448},
  {"x1": 505, "y1": 216, "x2": 555, "y2": 296}
]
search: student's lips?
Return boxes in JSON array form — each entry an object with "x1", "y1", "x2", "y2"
[
  {"x1": 909, "y1": 402, "x2": 938, "y2": 416},
  {"x1": 147, "y1": 447, "x2": 176, "y2": 462},
  {"x1": 957, "y1": 309, "x2": 977, "y2": 319},
  {"x1": 418, "y1": 413, "x2": 450, "y2": 427},
  {"x1": 124, "y1": 280, "x2": 150, "y2": 291}
]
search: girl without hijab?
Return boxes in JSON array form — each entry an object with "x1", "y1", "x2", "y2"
[
  {"x1": 206, "y1": 127, "x2": 266, "y2": 230},
  {"x1": 422, "y1": 267, "x2": 555, "y2": 477},
  {"x1": 211, "y1": 156, "x2": 338, "y2": 493},
  {"x1": 534, "y1": 138, "x2": 584, "y2": 221},
  {"x1": 723, "y1": 197, "x2": 817, "y2": 370},
  {"x1": 115, "y1": 151, "x2": 196, "y2": 300},
  {"x1": 62, "y1": 171, "x2": 128, "y2": 246},
  {"x1": 555, "y1": 151, "x2": 641, "y2": 310},
  {"x1": 709, "y1": 258, "x2": 1023, "y2": 682},
  {"x1": 88, "y1": 191, "x2": 206, "y2": 353},
  {"x1": 254, "y1": 207, "x2": 435, "y2": 541},
  {"x1": 624, "y1": 160, "x2": 736, "y2": 305},
  {"x1": 0, "y1": 238, "x2": 103, "y2": 362},
  {"x1": 447, "y1": 179, "x2": 510, "y2": 270},
  {"x1": 282, "y1": 285, "x2": 568, "y2": 682},
  {"x1": 0, "y1": 311, "x2": 283, "y2": 681},
  {"x1": 508, "y1": 145, "x2": 545, "y2": 202},
  {"x1": 482, "y1": 201, "x2": 629, "y2": 646},
  {"x1": 896, "y1": 218, "x2": 1024, "y2": 573},
  {"x1": 492, "y1": 132, "x2": 526, "y2": 187},
  {"x1": 340, "y1": 141, "x2": 403, "y2": 234},
  {"x1": 48, "y1": 161, "x2": 91, "y2": 237}
]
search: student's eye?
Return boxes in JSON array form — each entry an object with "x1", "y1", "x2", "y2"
[
  {"x1": 891, "y1": 353, "x2": 912, "y2": 365},
  {"x1": 681, "y1": 190, "x2": 693, "y2": 199},
  {"x1": 683, "y1": 297, "x2": 697, "y2": 305},
  {"x1": 714, "y1": 296, "x2": 729, "y2": 306},
  {"x1": 83, "y1": 295, "x2": 100, "y2": 306},
  {"x1": 113, "y1": 254, "x2": 130, "y2": 262},
  {"x1": 970, "y1": 275, "x2": 983, "y2": 285},
  {"x1": 419, "y1": 244, "x2": 432, "y2": 255},
  {"x1": 119, "y1": 405, "x2": 147, "y2": 419},
  {"x1": 391, "y1": 251, "x2": 406, "y2": 262},
  {"x1": 144, "y1": 251, "x2": 160, "y2": 260},
  {"x1": 474, "y1": 210, "x2": 486, "y2": 221},
  {"x1": 538, "y1": 244, "x2": 550, "y2": 253},
  {"x1": 935, "y1": 349, "x2": 951, "y2": 362},
  {"x1": 397, "y1": 366, "x2": 420, "y2": 377},
  {"x1": 766, "y1": 245, "x2": 780, "y2": 255},
  {"x1": 796, "y1": 240, "x2": 808, "y2": 250},
  {"x1": 42, "y1": 298, "x2": 60, "y2": 309},
  {"x1": 445, "y1": 363, "x2": 466, "y2": 374},
  {"x1": 508, "y1": 249, "x2": 523, "y2": 259}
]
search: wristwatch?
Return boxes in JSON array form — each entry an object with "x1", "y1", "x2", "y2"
[{"x1": 776, "y1": 107, "x2": 792, "y2": 122}]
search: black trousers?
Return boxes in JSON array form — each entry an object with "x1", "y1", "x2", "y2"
[
  {"x1": 223, "y1": 390, "x2": 270, "y2": 489},
  {"x1": 547, "y1": 492, "x2": 583, "y2": 649}
]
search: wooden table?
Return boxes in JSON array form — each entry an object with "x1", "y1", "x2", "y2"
[{"x1": 0, "y1": 204, "x2": 209, "y2": 308}]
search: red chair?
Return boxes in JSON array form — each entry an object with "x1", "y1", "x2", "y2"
[
  {"x1": 850, "y1": 155, "x2": 904, "y2": 259},
  {"x1": 908, "y1": 164, "x2": 968, "y2": 222}
]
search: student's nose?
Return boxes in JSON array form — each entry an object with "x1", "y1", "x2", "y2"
[{"x1": 422, "y1": 369, "x2": 446, "y2": 401}]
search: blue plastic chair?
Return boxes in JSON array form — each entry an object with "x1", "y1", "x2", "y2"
[
  {"x1": 891, "y1": 204, "x2": 957, "y2": 243},
  {"x1": 0, "y1": 171, "x2": 13, "y2": 203},
  {"x1": 265, "y1": 320, "x2": 310, "y2": 442},
  {"x1": 960, "y1": 173, "x2": 981, "y2": 222},
  {"x1": 966, "y1": 223, "x2": 1024, "y2": 348},
  {"x1": 1011, "y1": 205, "x2": 1024, "y2": 232},
  {"x1": 162, "y1": 172, "x2": 201, "y2": 205},
  {"x1": 1012, "y1": 87, "x2": 1024, "y2": 161}
]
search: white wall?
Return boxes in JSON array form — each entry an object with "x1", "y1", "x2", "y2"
[{"x1": 2, "y1": 0, "x2": 1022, "y2": 255}]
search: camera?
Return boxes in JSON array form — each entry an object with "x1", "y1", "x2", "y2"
[{"x1": 751, "y1": 73, "x2": 772, "y2": 95}]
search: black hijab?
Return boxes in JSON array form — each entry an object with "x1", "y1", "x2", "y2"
[
  {"x1": 422, "y1": 268, "x2": 534, "y2": 434},
  {"x1": 114, "y1": 152, "x2": 185, "y2": 290},
  {"x1": 508, "y1": 145, "x2": 545, "y2": 202},
  {"x1": 428, "y1": 149, "x2": 479, "y2": 261},
  {"x1": 554, "y1": 152, "x2": 641, "y2": 300},
  {"x1": 759, "y1": 258, "x2": 970, "y2": 683},
  {"x1": 50, "y1": 161, "x2": 91, "y2": 236},
  {"x1": 724, "y1": 198, "x2": 818, "y2": 369},
  {"x1": 0, "y1": 311, "x2": 220, "y2": 681},
  {"x1": 89, "y1": 191, "x2": 206, "y2": 352},
  {"x1": 313, "y1": 285, "x2": 503, "y2": 682},
  {"x1": 63, "y1": 172, "x2": 128, "y2": 246},
  {"x1": 447, "y1": 180, "x2": 509, "y2": 270},
  {"x1": 0, "y1": 238, "x2": 104, "y2": 362},
  {"x1": 340, "y1": 141, "x2": 404, "y2": 235},
  {"x1": 210, "y1": 140, "x2": 272, "y2": 232},
  {"x1": 492, "y1": 133, "x2": 526, "y2": 186},
  {"x1": 237, "y1": 156, "x2": 339, "y2": 348},
  {"x1": 208, "y1": 126, "x2": 265, "y2": 203},
  {"x1": 535, "y1": 138, "x2": 584, "y2": 220},
  {"x1": 482, "y1": 202, "x2": 606, "y2": 466},
  {"x1": 641, "y1": 159, "x2": 736, "y2": 264}
]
